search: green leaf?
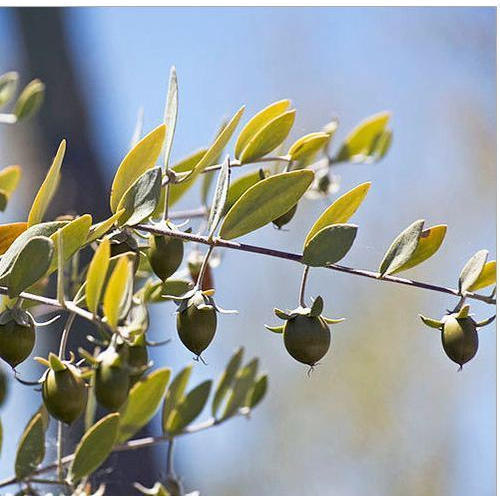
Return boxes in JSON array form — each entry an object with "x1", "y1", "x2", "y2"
[
  {"x1": 0, "y1": 165, "x2": 21, "y2": 211},
  {"x1": 207, "y1": 156, "x2": 230, "y2": 237},
  {"x1": 239, "y1": 110, "x2": 296, "y2": 164},
  {"x1": 116, "y1": 167, "x2": 162, "y2": 226},
  {"x1": 459, "y1": 249, "x2": 488, "y2": 294},
  {"x1": 0, "y1": 221, "x2": 65, "y2": 278},
  {"x1": 0, "y1": 222, "x2": 27, "y2": 255},
  {"x1": 305, "y1": 182, "x2": 371, "y2": 246},
  {"x1": 143, "y1": 278, "x2": 194, "y2": 303},
  {"x1": 162, "y1": 365, "x2": 193, "y2": 433},
  {"x1": 288, "y1": 132, "x2": 330, "y2": 163},
  {"x1": 68, "y1": 413, "x2": 119, "y2": 483},
  {"x1": 15, "y1": 413, "x2": 45, "y2": 479},
  {"x1": 168, "y1": 149, "x2": 208, "y2": 207},
  {"x1": 166, "y1": 380, "x2": 212, "y2": 435},
  {"x1": 14, "y1": 79, "x2": 45, "y2": 121},
  {"x1": 28, "y1": 140, "x2": 66, "y2": 227},
  {"x1": 163, "y1": 66, "x2": 178, "y2": 168},
  {"x1": 302, "y1": 224, "x2": 357, "y2": 267},
  {"x1": 212, "y1": 347, "x2": 244, "y2": 417},
  {"x1": 393, "y1": 225, "x2": 447, "y2": 274},
  {"x1": 220, "y1": 359, "x2": 258, "y2": 421},
  {"x1": 379, "y1": 220, "x2": 425, "y2": 277},
  {"x1": 0, "y1": 236, "x2": 53, "y2": 298},
  {"x1": 49, "y1": 214, "x2": 92, "y2": 273},
  {"x1": 247, "y1": 374, "x2": 267, "y2": 409},
  {"x1": 118, "y1": 368, "x2": 171, "y2": 442},
  {"x1": 369, "y1": 128, "x2": 392, "y2": 161},
  {"x1": 223, "y1": 168, "x2": 267, "y2": 215},
  {"x1": 469, "y1": 260, "x2": 496, "y2": 291},
  {"x1": 0, "y1": 71, "x2": 18, "y2": 107},
  {"x1": 235, "y1": 99, "x2": 290, "y2": 159},
  {"x1": 86, "y1": 210, "x2": 125, "y2": 244},
  {"x1": 334, "y1": 111, "x2": 391, "y2": 163},
  {"x1": 220, "y1": 170, "x2": 314, "y2": 240},
  {"x1": 110, "y1": 124, "x2": 166, "y2": 213},
  {"x1": 103, "y1": 256, "x2": 132, "y2": 328},
  {"x1": 86, "y1": 239, "x2": 111, "y2": 315}
]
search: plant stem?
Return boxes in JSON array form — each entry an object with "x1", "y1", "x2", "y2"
[
  {"x1": 58, "y1": 312, "x2": 76, "y2": 360},
  {"x1": 135, "y1": 224, "x2": 496, "y2": 306},
  {"x1": 195, "y1": 245, "x2": 215, "y2": 290},
  {"x1": 56, "y1": 422, "x2": 63, "y2": 482},
  {"x1": 298, "y1": 266, "x2": 310, "y2": 308},
  {"x1": 166, "y1": 438, "x2": 175, "y2": 478}
]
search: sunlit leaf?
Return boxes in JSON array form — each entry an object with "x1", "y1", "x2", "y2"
[
  {"x1": 393, "y1": 225, "x2": 447, "y2": 274},
  {"x1": 220, "y1": 359, "x2": 258, "y2": 421},
  {"x1": 166, "y1": 380, "x2": 212, "y2": 435},
  {"x1": 239, "y1": 110, "x2": 295, "y2": 164},
  {"x1": 288, "y1": 132, "x2": 330, "y2": 164},
  {"x1": 212, "y1": 347, "x2": 244, "y2": 418},
  {"x1": 143, "y1": 278, "x2": 194, "y2": 303},
  {"x1": 207, "y1": 157, "x2": 230, "y2": 237},
  {"x1": 0, "y1": 236, "x2": 53, "y2": 298},
  {"x1": 0, "y1": 71, "x2": 18, "y2": 107},
  {"x1": 14, "y1": 79, "x2": 45, "y2": 121},
  {"x1": 469, "y1": 260, "x2": 496, "y2": 292},
  {"x1": 86, "y1": 239, "x2": 111, "y2": 315},
  {"x1": 302, "y1": 224, "x2": 358, "y2": 267},
  {"x1": 0, "y1": 165, "x2": 21, "y2": 211},
  {"x1": 86, "y1": 210, "x2": 125, "y2": 244},
  {"x1": 304, "y1": 182, "x2": 370, "y2": 246},
  {"x1": 334, "y1": 111, "x2": 391, "y2": 163},
  {"x1": 162, "y1": 366, "x2": 193, "y2": 433},
  {"x1": 459, "y1": 249, "x2": 488, "y2": 294},
  {"x1": 223, "y1": 168, "x2": 267, "y2": 215},
  {"x1": 163, "y1": 66, "x2": 178, "y2": 168},
  {"x1": 28, "y1": 140, "x2": 66, "y2": 227},
  {"x1": 68, "y1": 413, "x2": 119, "y2": 483},
  {"x1": 110, "y1": 124, "x2": 166, "y2": 213},
  {"x1": 0, "y1": 222, "x2": 27, "y2": 255},
  {"x1": 220, "y1": 170, "x2": 314, "y2": 240},
  {"x1": 379, "y1": 220, "x2": 425, "y2": 277},
  {"x1": 118, "y1": 368, "x2": 171, "y2": 443},
  {"x1": 116, "y1": 167, "x2": 162, "y2": 226},
  {"x1": 103, "y1": 256, "x2": 132, "y2": 328},
  {"x1": 15, "y1": 413, "x2": 45, "y2": 479},
  {"x1": 235, "y1": 99, "x2": 290, "y2": 159}
]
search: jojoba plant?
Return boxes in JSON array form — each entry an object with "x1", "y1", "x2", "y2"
[{"x1": 0, "y1": 67, "x2": 494, "y2": 495}]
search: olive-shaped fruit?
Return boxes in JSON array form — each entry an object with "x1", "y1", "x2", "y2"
[
  {"x1": 284, "y1": 315, "x2": 331, "y2": 366},
  {"x1": 42, "y1": 362, "x2": 87, "y2": 424},
  {"x1": 177, "y1": 292, "x2": 217, "y2": 356},
  {"x1": 0, "y1": 310, "x2": 35, "y2": 368},
  {"x1": 148, "y1": 235, "x2": 184, "y2": 281},
  {"x1": 0, "y1": 367, "x2": 8, "y2": 407},
  {"x1": 441, "y1": 315, "x2": 478, "y2": 368},
  {"x1": 110, "y1": 239, "x2": 140, "y2": 274},
  {"x1": 273, "y1": 204, "x2": 297, "y2": 229},
  {"x1": 94, "y1": 347, "x2": 130, "y2": 410}
]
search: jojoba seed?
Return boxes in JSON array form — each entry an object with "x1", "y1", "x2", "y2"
[
  {"x1": 441, "y1": 315, "x2": 478, "y2": 368},
  {"x1": 148, "y1": 235, "x2": 184, "y2": 281},
  {"x1": 0, "y1": 313, "x2": 35, "y2": 368},
  {"x1": 95, "y1": 347, "x2": 130, "y2": 410}
]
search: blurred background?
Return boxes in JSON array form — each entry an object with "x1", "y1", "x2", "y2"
[{"x1": 0, "y1": 6, "x2": 496, "y2": 495}]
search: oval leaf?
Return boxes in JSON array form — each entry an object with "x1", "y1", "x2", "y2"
[
  {"x1": 207, "y1": 156, "x2": 230, "y2": 237},
  {"x1": 469, "y1": 260, "x2": 496, "y2": 292},
  {"x1": 14, "y1": 79, "x2": 45, "y2": 121},
  {"x1": 117, "y1": 167, "x2": 162, "y2": 226},
  {"x1": 220, "y1": 170, "x2": 314, "y2": 240},
  {"x1": 163, "y1": 66, "x2": 178, "y2": 168},
  {"x1": 103, "y1": 256, "x2": 132, "y2": 328},
  {"x1": 302, "y1": 224, "x2": 358, "y2": 267},
  {"x1": 110, "y1": 124, "x2": 166, "y2": 213},
  {"x1": 86, "y1": 239, "x2": 111, "y2": 315},
  {"x1": 305, "y1": 182, "x2": 370, "y2": 246},
  {"x1": 28, "y1": 140, "x2": 66, "y2": 227},
  {"x1": 379, "y1": 220, "x2": 425, "y2": 277},
  {"x1": 118, "y1": 368, "x2": 171, "y2": 443},
  {"x1": 459, "y1": 249, "x2": 488, "y2": 294},
  {"x1": 0, "y1": 236, "x2": 53, "y2": 298},
  {"x1": 235, "y1": 99, "x2": 290, "y2": 159},
  {"x1": 288, "y1": 132, "x2": 330, "y2": 163},
  {"x1": 68, "y1": 413, "x2": 119, "y2": 483},
  {"x1": 246, "y1": 374, "x2": 268, "y2": 409},
  {"x1": 393, "y1": 225, "x2": 447, "y2": 274},
  {"x1": 334, "y1": 111, "x2": 391, "y2": 163},
  {"x1": 15, "y1": 413, "x2": 45, "y2": 480},
  {"x1": 239, "y1": 109, "x2": 296, "y2": 164},
  {"x1": 162, "y1": 365, "x2": 193, "y2": 433},
  {"x1": 212, "y1": 347, "x2": 244, "y2": 418},
  {"x1": 0, "y1": 165, "x2": 22, "y2": 211},
  {"x1": 143, "y1": 278, "x2": 194, "y2": 303},
  {"x1": 166, "y1": 380, "x2": 212, "y2": 435},
  {"x1": 86, "y1": 210, "x2": 125, "y2": 244},
  {"x1": 223, "y1": 168, "x2": 267, "y2": 215},
  {"x1": 0, "y1": 71, "x2": 18, "y2": 107}
]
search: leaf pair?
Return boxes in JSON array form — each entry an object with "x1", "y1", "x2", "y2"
[
  {"x1": 459, "y1": 251, "x2": 496, "y2": 294},
  {"x1": 379, "y1": 220, "x2": 448, "y2": 277}
]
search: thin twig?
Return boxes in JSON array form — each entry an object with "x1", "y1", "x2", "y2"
[
  {"x1": 135, "y1": 224, "x2": 496, "y2": 306},
  {"x1": 58, "y1": 312, "x2": 76, "y2": 360},
  {"x1": 298, "y1": 266, "x2": 310, "y2": 308}
]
